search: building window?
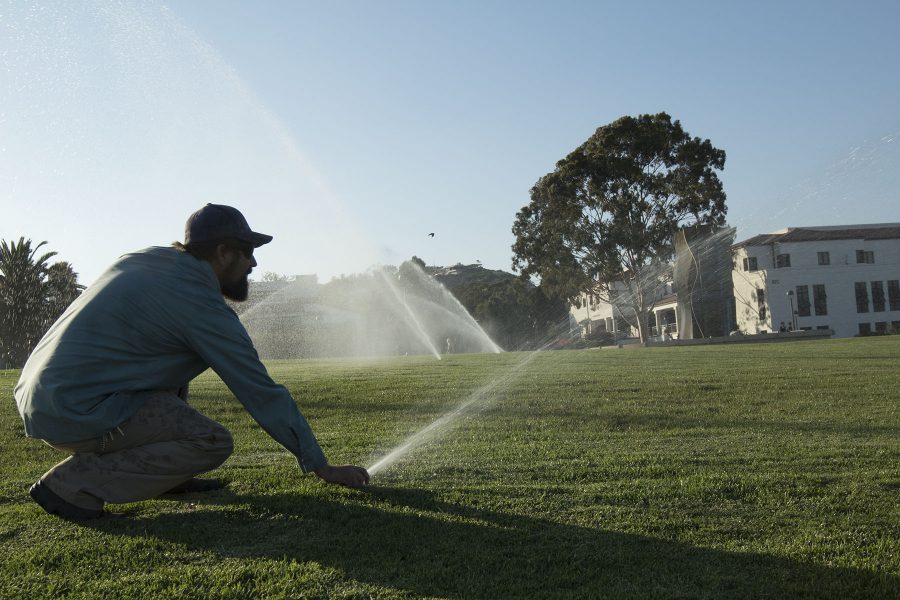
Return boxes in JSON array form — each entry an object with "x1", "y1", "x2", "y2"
[
  {"x1": 855, "y1": 282, "x2": 869, "y2": 313},
  {"x1": 858, "y1": 323, "x2": 871, "y2": 336},
  {"x1": 872, "y1": 281, "x2": 885, "y2": 312},
  {"x1": 813, "y1": 284, "x2": 827, "y2": 316},
  {"x1": 743, "y1": 256, "x2": 758, "y2": 271},
  {"x1": 817, "y1": 252, "x2": 830, "y2": 266},
  {"x1": 796, "y1": 285, "x2": 810, "y2": 317},
  {"x1": 888, "y1": 280, "x2": 900, "y2": 311},
  {"x1": 875, "y1": 321, "x2": 887, "y2": 333},
  {"x1": 856, "y1": 250, "x2": 875, "y2": 264},
  {"x1": 892, "y1": 321, "x2": 900, "y2": 333},
  {"x1": 816, "y1": 325, "x2": 830, "y2": 330},
  {"x1": 775, "y1": 254, "x2": 791, "y2": 268},
  {"x1": 757, "y1": 288, "x2": 767, "y2": 321}
]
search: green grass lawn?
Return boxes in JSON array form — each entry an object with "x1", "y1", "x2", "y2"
[{"x1": 1, "y1": 337, "x2": 898, "y2": 598}]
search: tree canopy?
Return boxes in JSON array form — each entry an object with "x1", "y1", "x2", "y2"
[
  {"x1": 0, "y1": 238, "x2": 84, "y2": 367},
  {"x1": 511, "y1": 112, "x2": 727, "y2": 343},
  {"x1": 450, "y1": 278, "x2": 570, "y2": 351}
]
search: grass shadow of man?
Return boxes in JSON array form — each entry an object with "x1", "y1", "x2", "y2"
[{"x1": 82, "y1": 485, "x2": 897, "y2": 598}]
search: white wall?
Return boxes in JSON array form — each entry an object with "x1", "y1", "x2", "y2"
[
  {"x1": 569, "y1": 291, "x2": 617, "y2": 335},
  {"x1": 732, "y1": 247, "x2": 770, "y2": 333},
  {"x1": 733, "y1": 237, "x2": 900, "y2": 337}
]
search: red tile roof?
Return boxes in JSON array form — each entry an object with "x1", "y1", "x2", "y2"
[{"x1": 734, "y1": 225, "x2": 900, "y2": 248}]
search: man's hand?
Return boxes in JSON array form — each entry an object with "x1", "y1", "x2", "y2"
[{"x1": 314, "y1": 464, "x2": 370, "y2": 488}]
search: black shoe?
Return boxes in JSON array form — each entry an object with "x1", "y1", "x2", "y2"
[
  {"x1": 162, "y1": 478, "x2": 225, "y2": 494},
  {"x1": 29, "y1": 481, "x2": 104, "y2": 521}
]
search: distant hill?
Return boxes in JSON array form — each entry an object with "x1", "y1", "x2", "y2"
[{"x1": 426, "y1": 263, "x2": 519, "y2": 291}]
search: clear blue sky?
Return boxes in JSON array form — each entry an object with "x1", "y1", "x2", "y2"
[{"x1": 2, "y1": 1, "x2": 898, "y2": 286}]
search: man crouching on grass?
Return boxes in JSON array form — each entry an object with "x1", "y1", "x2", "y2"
[{"x1": 14, "y1": 203, "x2": 369, "y2": 521}]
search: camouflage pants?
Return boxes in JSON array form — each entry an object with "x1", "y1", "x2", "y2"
[{"x1": 39, "y1": 389, "x2": 233, "y2": 511}]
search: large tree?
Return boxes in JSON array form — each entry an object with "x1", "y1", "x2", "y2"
[
  {"x1": 0, "y1": 238, "x2": 83, "y2": 367},
  {"x1": 512, "y1": 112, "x2": 727, "y2": 343}
]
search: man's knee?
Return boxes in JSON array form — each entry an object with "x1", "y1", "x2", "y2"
[{"x1": 206, "y1": 424, "x2": 234, "y2": 465}]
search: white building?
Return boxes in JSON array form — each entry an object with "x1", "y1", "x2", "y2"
[
  {"x1": 568, "y1": 224, "x2": 737, "y2": 343},
  {"x1": 569, "y1": 290, "x2": 627, "y2": 340},
  {"x1": 568, "y1": 280, "x2": 677, "y2": 342},
  {"x1": 732, "y1": 224, "x2": 900, "y2": 338}
]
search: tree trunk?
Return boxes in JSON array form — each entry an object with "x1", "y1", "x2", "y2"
[{"x1": 637, "y1": 307, "x2": 649, "y2": 345}]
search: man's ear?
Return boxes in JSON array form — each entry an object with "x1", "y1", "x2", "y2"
[
  {"x1": 209, "y1": 243, "x2": 233, "y2": 275},
  {"x1": 214, "y1": 243, "x2": 231, "y2": 263}
]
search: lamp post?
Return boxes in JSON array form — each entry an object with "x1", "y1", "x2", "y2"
[{"x1": 786, "y1": 290, "x2": 797, "y2": 331}]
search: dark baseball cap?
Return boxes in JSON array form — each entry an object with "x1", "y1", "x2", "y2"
[{"x1": 184, "y1": 203, "x2": 273, "y2": 248}]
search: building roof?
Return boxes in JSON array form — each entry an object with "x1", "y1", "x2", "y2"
[{"x1": 733, "y1": 223, "x2": 900, "y2": 249}]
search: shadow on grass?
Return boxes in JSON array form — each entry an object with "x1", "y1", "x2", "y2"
[{"x1": 85, "y1": 487, "x2": 896, "y2": 599}]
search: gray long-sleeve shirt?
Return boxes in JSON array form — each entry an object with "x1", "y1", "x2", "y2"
[{"x1": 13, "y1": 246, "x2": 327, "y2": 472}]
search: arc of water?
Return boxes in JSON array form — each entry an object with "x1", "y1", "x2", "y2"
[
  {"x1": 238, "y1": 279, "x2": 307, "y2": 324},
  {"x1": 366, "y1": 334, "x2": 562, "y2": 477},
  {"x1": 404, "y1": 262, "x2": 504, "y2": 353},
  {"x1": 417, "y1": 299, "x2": 490, "y2": 336},
  {"x1": 374, "y1": 267, "x2": 442, "y2": 359},
  {"x1": 434, "y1": 288, "x2": 504, "y2": 354},
  {"x1": 405, "y1": 294, "x2": 503, "y2": 350}
]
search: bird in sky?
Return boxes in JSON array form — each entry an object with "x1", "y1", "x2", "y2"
[{"x1": 427, "y1": 233, "x2": 435, "y2": 237}]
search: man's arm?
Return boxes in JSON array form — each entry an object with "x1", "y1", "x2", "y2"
[{"x1": 187, "y1": 306, "x2": 368, "y2": 485}]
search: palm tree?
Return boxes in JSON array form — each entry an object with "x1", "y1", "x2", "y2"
[
  {"x1": 45, "y1": 261, "x2": 85, "y2": 326},
  {"x1": 0, "y1": 238, "x2": 58, "y2": 367}
]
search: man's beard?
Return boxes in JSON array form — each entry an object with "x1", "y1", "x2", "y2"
[{"x1": 222, "y1": 274, "x2": 250, "y2": 301}]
